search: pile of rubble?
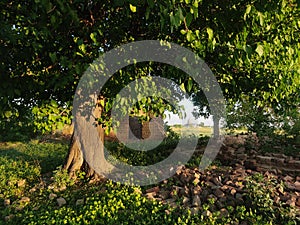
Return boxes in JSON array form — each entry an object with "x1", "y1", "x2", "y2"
[
  {"x1": 144, "y1": 164, "x2": 300, "y2": 216},
  {"x1": 143, "y1": 135, "x2": 300, "y2": 217},
  {"x1": 218, "y1": 134, "x2": 300, "y2": 174}
]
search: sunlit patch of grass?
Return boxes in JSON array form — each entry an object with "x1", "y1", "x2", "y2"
[
  {"x1": 171, "y1": 126, "x2": 213, "y2": 137},
  {"x1": 0, "y1": 141, "x2": 67, "y2": 200},
  {"x1": 0, "y1": 141, "x2": 68, "y2": 174}
]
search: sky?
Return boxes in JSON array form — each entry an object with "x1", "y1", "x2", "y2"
[{"x1": 164, "y1": 97, "x2": 214, "y2": 126}]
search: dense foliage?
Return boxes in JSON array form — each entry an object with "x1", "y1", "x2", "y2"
[{"x1": 1, "y1": 0, "x2": 299, "y2": 139}]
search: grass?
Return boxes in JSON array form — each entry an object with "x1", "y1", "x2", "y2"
[
  {"x1": 171, "y1": 126, "x2": 213, "y2": 137},
  {"x1": 0, "y1": 141, "x2": 67, "y2": 174},
  {"x1": 0, "y1": 139, "x2": 299, "y2": 224},
  {"x1": 170, "y1": 126, "x2": 248, "y2": 138},
  {"x1": 0, "y1": 141, "x2": 67, "y2": 200}
]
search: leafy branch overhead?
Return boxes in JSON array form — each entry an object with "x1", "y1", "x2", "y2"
[{"x1": 0, "y1": 0, "x2": 299, "y2": 137}]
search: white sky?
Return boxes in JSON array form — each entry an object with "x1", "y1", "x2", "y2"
[{"x1": 164, "y1": 98, "x2": 213, "y2": 126}]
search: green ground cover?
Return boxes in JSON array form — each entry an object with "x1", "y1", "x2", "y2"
[{"x1": 0, "y1": 140, "x2": 298, "y2": 224}]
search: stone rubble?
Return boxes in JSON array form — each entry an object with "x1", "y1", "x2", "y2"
[
  {"x1": 143, "y1": 135, "x2": 300, "y2": 217},
  {"x1": 56, "y1": 197, "x2": 67, "y2": 207},
  {"x1": 49, "y1": 193, "x2": 58, "y2": 200}
]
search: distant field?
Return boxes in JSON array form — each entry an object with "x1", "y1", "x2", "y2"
[
  {"x1": 170, "y1": 126, "x2": 248, "y2": 137},
  {"x1": 171, "y1": 125, "x2": 213, "y2": 137}
]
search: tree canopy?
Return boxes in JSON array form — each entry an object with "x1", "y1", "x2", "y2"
[{"x1": 0, "y1": 0, "x2": 299, "y2": 139}]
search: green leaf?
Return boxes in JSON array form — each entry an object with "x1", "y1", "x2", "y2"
[
  {"x1": 99, "y1": 99, "x2": 105, "y2": 107},
  {"x1": 159, "y1": 107, "x2": 164, "y2": 114},
  {"x1": 4, "y1": 111, "x2": 12, "y2": 118},
  {"x1": 255, "y1": 45, "x2": 264, "y2": 57},
  {"x1": 246, "y1": 5, "x2": 252, "y2": 14},
  {"x1": 180, "y1": 29, "x2": 187, "y2": 35},
  {"x1": 170, "y1": 12, "x2": 175, "y2": 26},
  {"x1": 185, "y1": 13, "x2": 193, "y2": 27},
  {"x1": 79, "y1": 43, "x2": 86, "y2": 54},
  {"x1": 186, "y1": 30, "x2": 195, "y2": 42},
  {"x1": 90, "y1": 32, "x2": 97, "y2": 43},
  {"x1": 257, "y1": 12, "x2": 264, "y2": 26},
  {"x1": 145, "y1": 8, "x2": 150, "y2": 20},
  {"x1": 244, "y1": 5, "x2": 252, "y2": 20},
  {"x1": 180, "y1": 83, "x2": 186, "y2": 92},
  {"x1": 49, "y1": 52, "x2": 57, "y2": 63},
  {"x1": 129, "y1": 4, "x2": 137, "y2": 12},
  {"x1": 174, "y1": 10, "x2": 182, "y2": 27},
  {"x1": 177, "y1": 7, "x2": 184, "y2": 21},
  {"x1": 191, "y1": 6, "x2": 198, "y2": 18},
  {"x1": 53, "y1": 108, "x2": 59, "y2": 114},
  {"x1": 193, "y1": 0, "x2": 199, "y2": 8},
  {"x1": 186, "y1": 78, "x2": 193, "y2": 92},
  {"x1": 243, "y1": 45, "x2": 252, "y2": 55},
  {"x1": 50, "y1": 100, "x2": 58, "y2": 107},
  {"x1": 207, "y1": 27, "x2": 213, "y2": 41}
]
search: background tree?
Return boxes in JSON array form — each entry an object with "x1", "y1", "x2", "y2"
[{"x1": 186, "y1": 0, "x2": 300, "y2": 140}]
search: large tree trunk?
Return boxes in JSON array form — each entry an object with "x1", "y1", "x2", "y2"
[
  {"x1": 63, "y1": 95, "x2": 109, "y2": 180},
  {"x1": 63, "y1": 130, "x2": 104, "y2": 179}
]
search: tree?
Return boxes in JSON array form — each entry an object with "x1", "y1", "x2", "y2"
[
  {"x1": 1, "y1": 0, "x2": 204, "y2": 177},
  {"x1": 1, "y1": 0, "x2": 299, "y2": 178},
  {"x1": 189, "y1": 0, "x2": 300, "y2": 139}
]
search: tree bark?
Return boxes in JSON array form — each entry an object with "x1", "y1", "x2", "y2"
[
  {"x1": 63, "y1": 96, "x2": 108, "y2": 180},
  {"x1": 63, "y1": 131, "x2": 84, "y2": 176},
  {"x1": 63, "y1": 129, "x2": 104, "y2": 179}
]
